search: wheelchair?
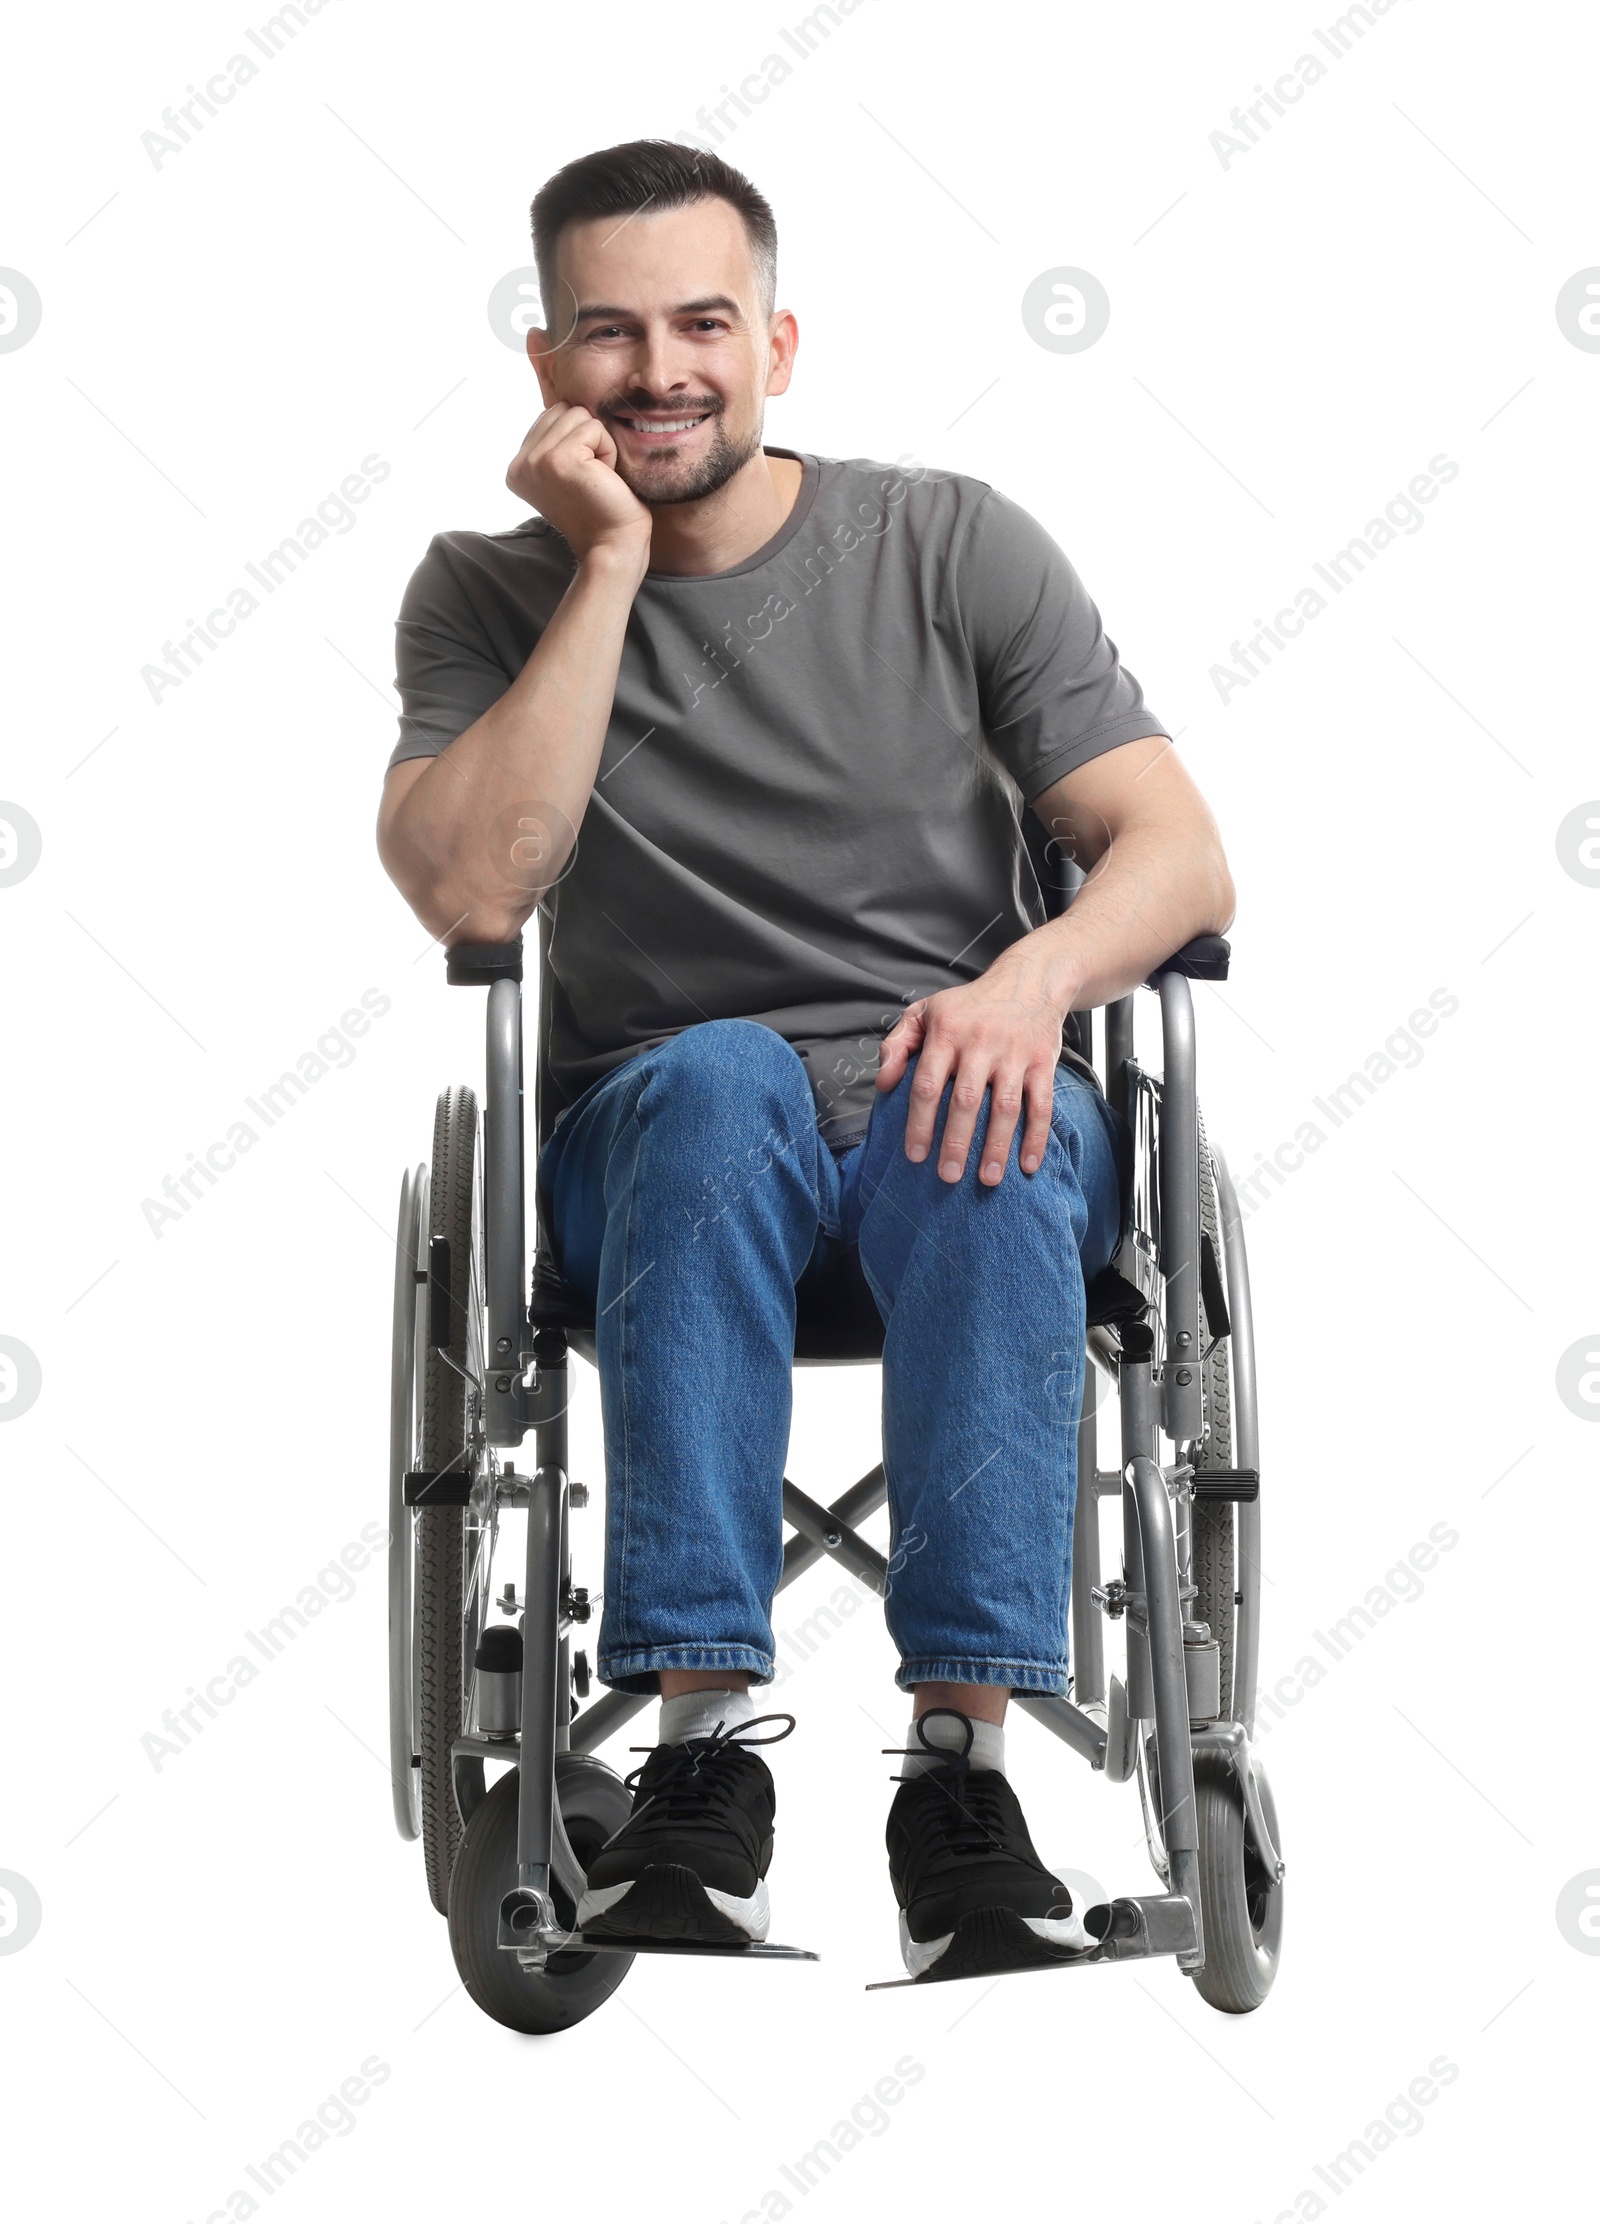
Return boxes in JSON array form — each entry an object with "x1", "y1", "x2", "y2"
[{"x1": 386, "y1": 828, "x2": 1283, "y2": 2033}]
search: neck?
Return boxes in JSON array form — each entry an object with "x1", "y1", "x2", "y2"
[{"x1": 643, "y1": 447, "x2": 803, "y2": 578}]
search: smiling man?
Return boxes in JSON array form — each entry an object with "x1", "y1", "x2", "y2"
[{"x1": 377, "y1": 140, "x2": 1234, "y2": 1980}]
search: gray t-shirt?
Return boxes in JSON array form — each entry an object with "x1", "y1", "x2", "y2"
[{"x1": 388, "y1": 448, "x2": 1167, "y2": 1150}]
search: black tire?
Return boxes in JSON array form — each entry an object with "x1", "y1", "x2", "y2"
[
  {"x1": 1190, "y1": 1111, "x2": 1236, "y2": 1714},
  {"x1": 1191, "y1": 1753, "x2": 1284, "y2": 2013},
  {"x1": 416, "y1": 1086, "x2": 489, "y2": 1916},
  {"x1": 448, "y1": 1758, "x2": 636, "y2": 2034}
]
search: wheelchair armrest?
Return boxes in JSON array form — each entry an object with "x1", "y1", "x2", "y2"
[
  {"x1": 1143, "y1": 932, "x2": 1230, "y2": 988},
  {"x1": 445, "y1": 937, "x2": 523, "y2": 987}
]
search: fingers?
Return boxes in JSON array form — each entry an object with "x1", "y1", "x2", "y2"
[
  {"x1": 547, "y1": 405, "x2": 615, "y2": 466},
  {"x1": 518, "y1": 402, "x2": 580, "y2": 461},
  {"x1": 918, "y1": 1056, "x2": 1052, "y2": 1185},
  {"x1": 890, "y1": 988, "x2": 1063, "y2": 1182},
  {"x1": 586, "y1": 411, "x2": 620, "y2": 469},
  {"x1": 505, "y1": 410, "x2": 632, "y2": 542},
  {"x1": 1017, "y1": 1063, "x2": 1055, "y2": 1176},
  {"x1": 978, "y1": 1059, "x2": 1055, "y2": 1182},
  {"x1": 927, "y1": 1057, "x2": 991, "y2": 1183},
  {"x1": 530, "y1": 400, "x2": 594, "y2": 441},
  {"x1": 507, "y1": 403, "x2": 602, "y2": 490},
  {"x1": 875, "y1": 1002, "x2": 926, "y2": 1090},
  {"x1": 975, "y1": 1066, "x2": 1028, "y2": 1186},
  {"x1": 525, "y1": 401, "x2": 573, "y2": 443},
  {"x1": 902, "y1": 1033, "x2": 958, "y2": 1167},
  {"x1": 507, "y1": 405, "x2": 568, "y2": 491}
]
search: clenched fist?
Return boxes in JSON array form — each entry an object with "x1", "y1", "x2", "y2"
[{"x1": 506, "y1": 404, "x2": 653, "y2": 566}]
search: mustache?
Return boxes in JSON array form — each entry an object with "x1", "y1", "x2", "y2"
[{"x1": 600, "y1": 393, "x2": 725, "y2": 420}]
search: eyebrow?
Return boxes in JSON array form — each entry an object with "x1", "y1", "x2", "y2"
[{"x1": 573, "y1": 294, "x2": 745, "y2": 323}]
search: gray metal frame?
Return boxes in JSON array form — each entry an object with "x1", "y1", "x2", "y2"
[
  {"x1": 484, "y1": 978, "x2": 529, "y2": 1450},
  {"x1": 397, "y1": 917, "x2": 1277, "y2": 1982},
  {"x1": 387, "y1": 1166, "x2": 425, "y2": 1841}
]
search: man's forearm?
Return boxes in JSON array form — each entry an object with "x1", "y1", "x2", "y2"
[
  {"x1": 991, "y1": 814, "x2": 1236, "y2": 1015},
  {"x1": 380, "y1": 543, "x2": 646, "y2": 942}
]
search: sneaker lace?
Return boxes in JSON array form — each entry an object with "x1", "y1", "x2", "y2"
[
  {"x1": 607, "y1": 1712, "x2": 796, "y2": 1842},
  {"x1": 882, "y1": 1708, "x2": 1070, "y2": 1896}
]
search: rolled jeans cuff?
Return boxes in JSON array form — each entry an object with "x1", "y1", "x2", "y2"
[
  {"x1": 894, "y1": 1655, "x2": 1070, "y2": 1697},
  {"x1": 597, "y1": 1642, "x2": 777, "y2": 1697}
]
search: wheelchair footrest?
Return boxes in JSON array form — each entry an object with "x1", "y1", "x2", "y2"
[
  {"x1": 552, "y1": 1935, "x2": 819, "y2": 1961},
  {"x1": 867, "y1": 1952, "x2": 1100, "y2": 1990},
  {"x1": 864, "y1": 1894, "x2": 1198, "y2": 1988}
]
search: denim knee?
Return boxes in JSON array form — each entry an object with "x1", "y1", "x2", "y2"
[
  {"x1": 629, "y1": 1020, "x2": 816, "y2": 1144},
  {"x1": 615, "y1": 1022, "x2": 826, "y2": 1235},
  {"x1": 640, "y1": 1017, "x2": 805, "y2": 1093}
]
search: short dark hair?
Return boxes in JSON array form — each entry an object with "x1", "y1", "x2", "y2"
[{"x1": 530, "y1": 139, "x2": 778, "y2": 332}]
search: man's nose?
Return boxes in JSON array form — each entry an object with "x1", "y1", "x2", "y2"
[{"x1": 630, "y1": 326, "x2": 700, "y2": 401}]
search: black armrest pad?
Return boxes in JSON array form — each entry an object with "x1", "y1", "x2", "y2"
[
  {"x1": 1144, "y1": 933, "x2": 1230, "y2": 987},
  {"x1": 446, "y1": 938, "x2": 523, "y2": 987}
]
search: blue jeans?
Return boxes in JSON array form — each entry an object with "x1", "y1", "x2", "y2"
[{"x1": 535, "y1": 1019, "x2": 1125, "y2": 1698}]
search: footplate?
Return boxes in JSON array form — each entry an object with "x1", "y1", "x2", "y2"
[
  {"x1": 497, "y1": 1882, "x2": 818, "y2": 1961},
  {"x1": 865, "y1": 1894, "x2": 1198, "y2": 1989},
  {"x1": 547, "y1": 1936, "x2": 818, "y2": 1961}
]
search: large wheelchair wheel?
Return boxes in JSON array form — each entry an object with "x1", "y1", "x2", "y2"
[
  {"x1": 1190, "y1": 1112, "x2": 1237, "y2": 1708},
  {"x1": 388, "y1": 1165, "x2": 425, "y2": 1843},
  {"x1": 448, "y1": 1757, "x2": 636, "y2": 2034},
  {"x1": 389, "y1": 1086, "x2": 497, "y2": 1915},
  {"x1": 1188, "y1": 1114, "x2": 1284, "y2": 2010}
]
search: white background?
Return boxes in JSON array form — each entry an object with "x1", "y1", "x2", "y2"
[{"x1": 1, "y1": 0, "x2": 1595, "y2": 2217}]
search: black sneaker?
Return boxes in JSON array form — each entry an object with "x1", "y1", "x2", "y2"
[
  {"x1": 576, "y1": 1713, "x2": 794, "y2": 1944},
  {"x1": 884, "y1": 1710, "x2": 1095, "y2": 1979}
]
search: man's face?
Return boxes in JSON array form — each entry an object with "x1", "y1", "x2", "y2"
[{"x1": 529, "y1": 197, "x2": 796, "y2": 506}]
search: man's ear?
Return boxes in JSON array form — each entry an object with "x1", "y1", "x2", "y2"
[{"x1": 765, "y1": 307, "x2": 799, "y2": 399}]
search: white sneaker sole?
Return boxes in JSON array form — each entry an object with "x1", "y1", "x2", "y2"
[
  {"x1": 900, "y1": 1896, "x2": 1096, "y2": 1978},
  {"x1": 577, "y1": 1872, "x2": 771, "y2": 1942}
]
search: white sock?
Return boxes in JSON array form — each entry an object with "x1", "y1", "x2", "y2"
[
  {"x1": 658, "y1": 1685, "x2": 758, "y2": 1746},
  {"x1": 899, "y1": 1708, "x2": 1006, "y2": 1777}
]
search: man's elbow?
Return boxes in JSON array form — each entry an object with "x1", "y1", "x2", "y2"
[
  {"x1": 384, "y1": 857, "x2": 529, "y2": 951},
  {"x1": 375, "y1": 810, "x2": 442, "y2": 935},
  {"x1": 376, "y1": 804, "x2": 523, "y2": 950},
  {"x1": 1209, "y1": 846, "x2": 1238, "y2": 936}
]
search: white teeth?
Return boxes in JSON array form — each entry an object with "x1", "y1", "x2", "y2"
[{"x1": 625, "y1": 416, "x2": 706, "y2": 433}]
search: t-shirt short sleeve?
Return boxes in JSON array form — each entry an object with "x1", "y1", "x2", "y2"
[
  {"x1": 388, "y1": 535, "x2": 514, "y2": 770},
  {"x1": 956, "y1": 487, "x2": 1169, "y2": 804}
]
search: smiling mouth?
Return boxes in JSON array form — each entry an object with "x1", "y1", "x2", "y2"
[{"x1": 612, "y1": 412, "x2": 713, "y2": 441}]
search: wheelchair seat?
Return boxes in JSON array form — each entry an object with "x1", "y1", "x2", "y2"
[
  {"x1": 531, "y1": 1243, "x2": 890, "y2": 1367},
  {"x1": 531, "y1": 1239, "x2": 1148, "y2": 1370}
]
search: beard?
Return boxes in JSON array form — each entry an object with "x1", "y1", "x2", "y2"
[{"x1": 600, "y1": 396, "x2": 764, "y2": 507}]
